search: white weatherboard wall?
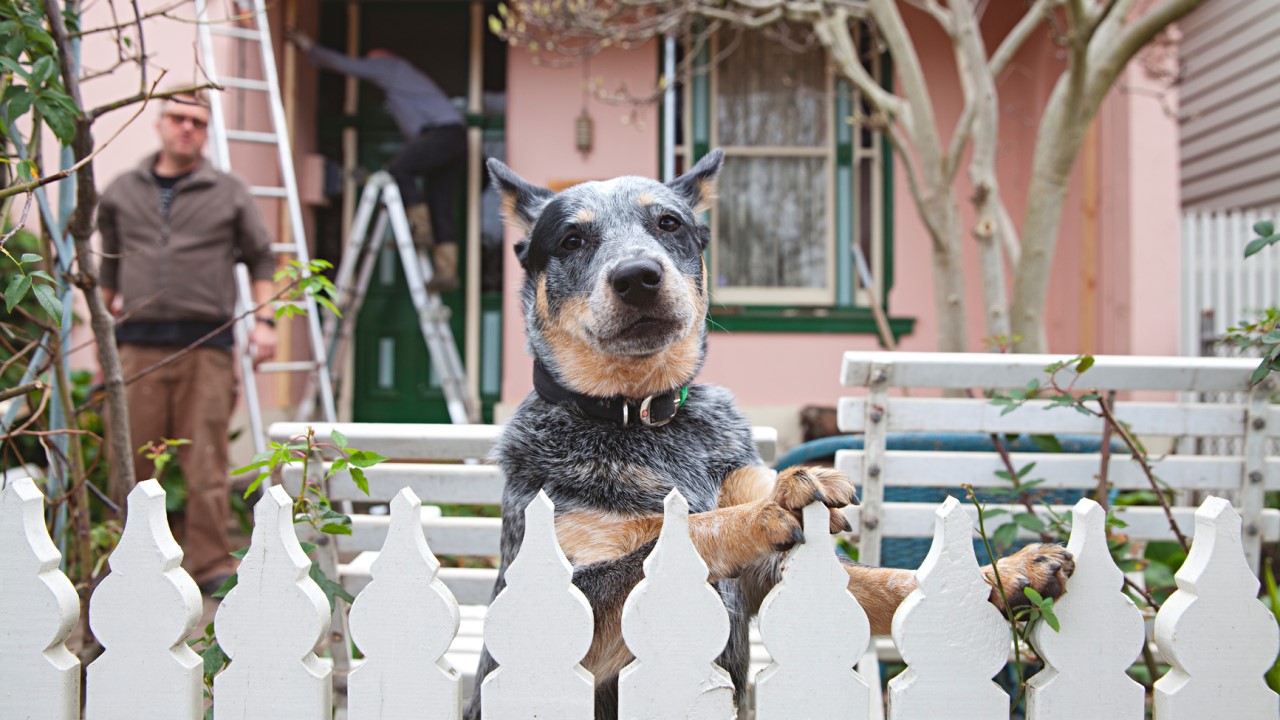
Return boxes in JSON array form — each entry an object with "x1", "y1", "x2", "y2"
[{"x1": 2, "y1": 480, "x2": 1279, "y2": 719}]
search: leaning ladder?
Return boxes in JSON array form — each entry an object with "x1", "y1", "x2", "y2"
[
  {"x1": 311, "y1": 171, "x2": 479, "y2": 424},
  {"x1": 193, "y1": 0, "x2": 338, "y2": 456}
]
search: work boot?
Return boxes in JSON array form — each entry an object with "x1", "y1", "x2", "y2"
[
  {"x1": 405, "y1": 202, "x2": 435, "y2": 249},
  {"x1": 426, "y1": 242, "x2": 459, "y2": 293}
]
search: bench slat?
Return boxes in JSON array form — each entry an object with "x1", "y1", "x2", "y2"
[
  {"x1": 837, "y1": 398, "x2": 1262, "y2": 438},
  {"x1": 836, "y1": 504, "x2": 1280, "y2": 543},
  {"x1": 269, "y1": 422, "x2": 778, "y2": 465},
  {"x1": 282, "y1": 464, "x2": 506, "y2": 504},
  {"x1": 837, "y1": 451, "x2": 1280, "y2": 491},
  {"x1": 342, "y1": 515, "x2": 502, "y2": 555},
  {"x1": 841, "y1": 352, "x2": 1260, "y2": 392}
]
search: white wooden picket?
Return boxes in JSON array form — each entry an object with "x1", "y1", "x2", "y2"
[
  {"x1": 3, "y1": 479, "x2": 1280, "y2": 719},
  {"x1": 348, "y1": 488, "x2": 462, "y2": 720},
  {"x1": 756, "y1": 501, "x2": 871, "y2": 719},
  {"x1": 480, "y1": 490, "x2": 595, "y2": 719},
  {"x1": 887, "y1": 496, "x2": 1012, "y2": 720},
  {"x1": 213, "y1": 485, "x2": 332, "y2": 719},
  {"x1": 1025, "y1": 499, "x2": 1146, "y2": 720},
  {"x1": 619, "y1": 489, "x2": 735, "y2": 720},
  {"x1": 86, "y1": 480, "x2": 203, "y2": 720},
  {"x1": 1154, "y1": 497, "x2": 1280, "y2": 718},
  {"x1": 0, "y1": 477, "x2": 79, "y2": 720}
]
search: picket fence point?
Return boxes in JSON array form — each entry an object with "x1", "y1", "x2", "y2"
[
  {"x1": 0, "y1": 477, "x2": 79, "y2": 720},
  {"x1": 1025, "y1": 498, "x2": 1145, "y2": 719},
  {"x1": 348, "y1": 487, "x2": 462, "y2": 720},
  {"x1": 619, "y1": 488, "x2": 735, "y2": 720},
  {"x1": 482, "y1": 490, "x2": 594, "y2": 718},
  {"x1": 1154, "y1": 496, "x2": 1280, "y2": 718},
  {"x1": 86, "y1": 479, "x2": 202, "y2": 719},
  {"x1": 757, "y1": 500, "x2": 870, "y2": 719},
  {"x1": 213, "y1": 485, "x2": 332, "y2": 719},
  {"x1": 888, "y1": 496, "x2": 1010, "y2": 719}
]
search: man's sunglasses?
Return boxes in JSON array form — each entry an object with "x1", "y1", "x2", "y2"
[{"x1": 165, "y1": 113, "x2": 209, "y2": 130}]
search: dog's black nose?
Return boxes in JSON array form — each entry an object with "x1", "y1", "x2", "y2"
[{"x1": 611, "y1": 259, "x2": 664, "y2": 306}]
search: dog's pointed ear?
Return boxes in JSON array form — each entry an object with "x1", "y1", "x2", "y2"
[
  {"x1": 667, "y1": 148, "x2": 724, "y2": 214},
  {"x1": 488, "y1": 158, "x2": 554, "y2": 234}
]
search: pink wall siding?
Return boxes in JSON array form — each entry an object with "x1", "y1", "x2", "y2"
[{"x1": 499, "y1": 6, "x2": 1183, "y2": 409}]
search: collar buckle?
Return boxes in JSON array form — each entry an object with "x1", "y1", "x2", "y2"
[{"x1": 638, "y1": 392, "x2": 678, "y2": 427}]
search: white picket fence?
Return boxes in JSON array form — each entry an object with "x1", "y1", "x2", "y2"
[
  {"x1": 1181, "y1": 207, "x2": 1280, "y2": 357},
  {"x1": 2, "y1": 475, "x2": 1278, "y2": 719}
]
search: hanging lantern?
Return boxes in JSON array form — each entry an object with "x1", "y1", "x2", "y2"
[{"x1": 575, "y1": 108, "x2": 593, "y2": 156}]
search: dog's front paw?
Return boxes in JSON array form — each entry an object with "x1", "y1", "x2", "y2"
[
  {"x1": 985, "y1": 543, "x2": 1075, "y2": 611},
  {"x1": 754, "y1": 501, "x2": 806, "y2": 552},
  {"x1": 771, "y1": 466, "x2": 855, "y2": 534}
]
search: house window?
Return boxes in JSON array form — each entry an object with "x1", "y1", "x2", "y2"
[{"x1": 677, "y1": 27, "x2": 908, "y2": 336}]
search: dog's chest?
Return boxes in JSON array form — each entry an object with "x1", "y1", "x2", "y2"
[{"x1": 498, "y1": 389, "x2": 756, "y2": 516}]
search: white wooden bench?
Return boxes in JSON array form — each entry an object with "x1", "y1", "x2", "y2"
[{"x1": 835, "y1": 351, "x2": 1276, "y2": 573}]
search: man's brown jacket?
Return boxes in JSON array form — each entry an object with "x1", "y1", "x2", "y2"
[{"x1": 98, "y1": 154, "x2": 276, "y2": 323}]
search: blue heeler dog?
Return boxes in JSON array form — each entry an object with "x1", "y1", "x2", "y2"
[{"x1": 464, "y1": 151, "x2": 1074, "y2": 719}]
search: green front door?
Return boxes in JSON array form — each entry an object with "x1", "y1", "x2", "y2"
[{"x1": 316, "y1": 1, "x2": 506, "y2": 423}]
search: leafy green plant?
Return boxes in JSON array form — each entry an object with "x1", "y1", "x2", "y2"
[
  {"x1": 1230, "y1": 220, "x2": 1280, "y2": 385},
  {"x1": 189, "y1": 426, "x2": 385, "y2": 710}
]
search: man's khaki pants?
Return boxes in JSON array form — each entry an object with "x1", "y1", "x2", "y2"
[{"x1": 112, "y1": 344, "x2": 238, "y2": 585}]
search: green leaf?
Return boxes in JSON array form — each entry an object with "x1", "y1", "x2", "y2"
[
  {"x1": 1256, "y1": 220, "x2": 1276, "y2": 238},
  {"x1": 31, "y1": 282, "x2": 62, "y2": 320},
  {"x1": 1023, "y1": 586, "x2": 1045, "y2": 605},
  {"x1": 1030, "y1": 434, "x2": 1063, "y2": 454},
  {"x1": 231, "y1": 459, "x2": 274, "y2": 476},
  {"x1": 1076, "y1": 355, "x2": 1095, "y2": 373},
  {"x1": 1017, "y1": 461, "x2": 1037, "y2": 479},
  {"x1": 320, "y1": 523, "x2": 353, "y2": 535},
  {"x1": 1252, "y1": 360, "x2": 1271, "y2": 386},
  {"x1": 5, "y1": 274, "x2": 30, "y2": 312},
  {"x1": 211, "y1": 573, "x2": 238, "y2": 598},
  {"x1": 19, "y1": 253, "x2": 41, "y2": 263},
  {"x1": 201, "y1": 637, "x2": 229, "y2": 678},
  {"x1": 1246, "y1": 237, "x2": 1271, "y2": 258},
  {"x1": 982, "y1": 508, "x2": 1009, "y2": 518},
  {"x1": 1040, "y1": 604, "x2": 1061, "y2": 632},
  {"x1": 241, "y1": 472, "x2": 268, "y2": 499},
  {"x1": 331, "y1": 429, "x2": 348, "y2": 449},
  {"x1": 309, "y1": 563, "x2": 355, "y2": 613},
  {"x1": 1014, "y1": 512, "x2": 1045, "y2": 532},
  {"x1": 993, "y1": 522, "x2": 1018, "y2": 549},
  {"x1": 994, "y1": 469, "x2": 1013, "y2": 481},
  {"x1": 347, "y1": 450, "x2": 387, "y2": 469},
  {"x1": 299, "y1": 541, "x2": 319, "y2": 554},
  {"x1": 31, "y1": 55, "x2": 56, "y2": 86},
  {"x1": 230, "y1": 546, "x2": 250, "y2": 559},
  {"x1": 349, "y1": 466, "x2": 370, "y2": 495}
]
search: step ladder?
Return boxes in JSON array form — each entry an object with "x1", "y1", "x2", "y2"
[
  {"x1": 310, "y1": 171, "x2": 479, "y2": 425},
  {"x1": 193, "y1": 0, "x2": 337, "y2": 455}
]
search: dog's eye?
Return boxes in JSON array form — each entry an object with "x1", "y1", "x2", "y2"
[
  {"x1": 561, "y1": 234, "x2": 584, "y2": 251},
  {"x1": 658, "y1": 215, "x2": 681, "y2": 233}
]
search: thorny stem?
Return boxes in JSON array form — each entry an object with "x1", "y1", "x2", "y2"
[
  {"x1": 1095, "y1": 396, "x2": 1190, "y2": 553},
  {"x1": 1095, "y1": 390, "x2": 1116, "y2": 510},
  {"x1": 965, "y1": 485, "x2": 1031, "y2": 707}
]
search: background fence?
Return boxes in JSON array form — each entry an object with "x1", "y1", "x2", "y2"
[{"x1": 2, "y1": 475, "x2": 1277, "y2": 719}]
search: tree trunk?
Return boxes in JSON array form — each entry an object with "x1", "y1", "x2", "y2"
[
  {"x1": 1011, "y1": 77, "x2": 1093, "y2": 353},
  {"x1": 923, "y1": 192, "x2": 969, "y2": 354}
]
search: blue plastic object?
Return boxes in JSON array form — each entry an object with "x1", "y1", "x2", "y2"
[{"x1": 775, "y1": 432, "x2": 1125, "y2": 568}]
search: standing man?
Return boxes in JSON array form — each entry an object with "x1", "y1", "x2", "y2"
[
  {"x1": 288, "y1": 29, "x2": 466, "y2": 292},
  {"x1": 98, "y1": 90, "x2": 278, "y2": 594}
]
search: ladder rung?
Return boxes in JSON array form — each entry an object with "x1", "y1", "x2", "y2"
[
  {"x1": 225, "y1": 129, "x2": 279, "y2": 144},
  {"x1": 271, "y1": 243, "x2": 298, "y2": 253},
  {"x1": 221, "y1": 76, "x2": 272, "y2": 92},
  {"x1": 210, "y1": 26, "x2": 262, "y2": 40},
  {"x1": 258, "y1": 361, "x2": 319, "y2": 374},
  {"x1": 250, "y1": 186, "x2": 288, "y2": 198}
]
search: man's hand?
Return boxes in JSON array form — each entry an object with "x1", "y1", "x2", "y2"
[
  {"x1": 286, "y1": 27, "x2": 314, "y2": 53},
  {"x1": 250, "y1": 319, "x2": 278, "y2": 367}
]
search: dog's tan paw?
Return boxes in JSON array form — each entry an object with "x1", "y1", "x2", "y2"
[
  {"x1": 754, "y1": 502, "x2": 806, "y2": 552},
  {"x1": 770, "y1": 467, "x2": 856, "y2": 535},
  {"x1": 985, "y1": 543, "x2": 1075, "y2": 611}
]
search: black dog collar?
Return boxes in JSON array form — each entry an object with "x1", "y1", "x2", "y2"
[{"x1": 533, "y1": 361, "x2": 687, "y2": 427}]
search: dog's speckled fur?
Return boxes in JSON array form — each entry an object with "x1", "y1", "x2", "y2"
[{"x1": 464, "y1": 152, "x2": 1073, "y2": 719}]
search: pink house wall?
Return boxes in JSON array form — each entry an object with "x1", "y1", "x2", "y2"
[{"x1": 499, "y1": 6, "x2": 1183, "y2": 409}]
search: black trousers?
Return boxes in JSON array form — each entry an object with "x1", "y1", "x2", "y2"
[{"x1": 388, "y1": 123, "x2": 467, "y2": 246}]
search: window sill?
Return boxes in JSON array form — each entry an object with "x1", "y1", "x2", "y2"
[{"x1": 707, "y1": 307, "x2": 916, "y2": 343}]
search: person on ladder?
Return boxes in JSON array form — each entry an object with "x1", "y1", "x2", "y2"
[{"x1": 288, "y1": 28, "x2": 464, "y2": 292}]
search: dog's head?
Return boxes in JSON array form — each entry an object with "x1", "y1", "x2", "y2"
[{"x1": 488, "y1": 151, "x2": 724, "y2": 399}]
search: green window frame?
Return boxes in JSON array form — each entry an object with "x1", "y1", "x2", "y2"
[{"x1": 676, "y1": 28, "x2": 913, "y2": 339}]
